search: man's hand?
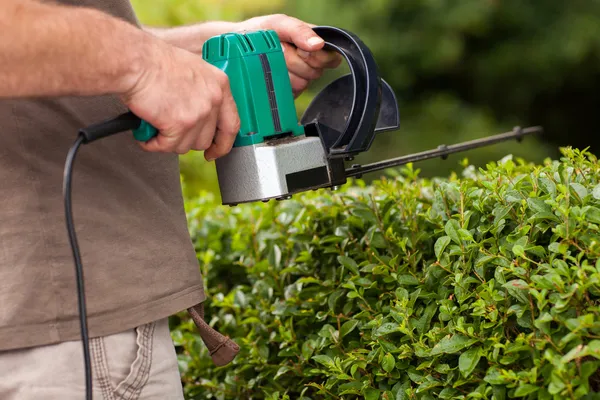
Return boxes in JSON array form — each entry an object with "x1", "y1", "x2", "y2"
[
  {"x1": 121, "y1": 41, "x2": 240, "y2": 160},
  {"x1": 237, "y1": 14, "x2": 342, "y2": 97}
]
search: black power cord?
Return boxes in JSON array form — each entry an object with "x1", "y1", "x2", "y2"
[
  {"x1": 63, "y1": 134, "x2": 91, "y2": 400},
  {"x1": 62, "y1": 112, "x2": 143, "y2": 400}
]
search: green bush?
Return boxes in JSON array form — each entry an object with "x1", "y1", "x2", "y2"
[{"x1": 172, "y1": 148, "x2": 600, "y2": 400}]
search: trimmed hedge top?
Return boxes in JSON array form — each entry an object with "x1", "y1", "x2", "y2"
[{"x1": 173, "y1": 148, "x2": 600, "y2": 400}]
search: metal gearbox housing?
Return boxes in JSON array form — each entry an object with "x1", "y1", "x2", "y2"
[{"x1": 215, "y1": 136, "x2": 331, "y2": 205}]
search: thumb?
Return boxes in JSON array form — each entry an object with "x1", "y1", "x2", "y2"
[{"x1": 268, "y1": 16, "x2": 324, "y2": 51}]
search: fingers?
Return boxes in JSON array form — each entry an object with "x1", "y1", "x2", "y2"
[
  {"x1": 246, "y1": 14, "x2": 343, "y2": 97},
  {"x1": 188, "y1": 109, "x2": 218, "y2": 153},
  {"x1": 281, "y1": 40, "x2": 343, "y2": 97},
  {"x1": 261, "y1": 14, "x2": 325, "y2": 52},
  {"x1": 289, "y1": 74, "x2": 309, "y2": 97},
  {"x1": 204, "y1": 81, "x2": 240, "y2": 161},
  {"x1": 297, "y1": 48, "x2": 343, "y2": 70},
  {"x1": 282, "y1": 43, "x2": 323, "y2": 81},
  {"x1": 138, "y1": 127, "x2": 181, "y2": 153}
]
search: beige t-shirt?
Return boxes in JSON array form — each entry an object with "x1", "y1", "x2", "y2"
[{"x1": 0, "y1": 0, "x2": 205, "y2": 350}]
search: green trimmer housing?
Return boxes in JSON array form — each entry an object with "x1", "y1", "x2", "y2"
[{"x1": 202, "y1": 30, "x2": 305, "y2": 147}]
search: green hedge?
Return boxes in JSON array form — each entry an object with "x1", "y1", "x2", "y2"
[{"x1": 171, "y1": 148, "x2": 600, "y2": 400}]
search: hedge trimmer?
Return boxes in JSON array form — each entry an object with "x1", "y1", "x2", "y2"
[{"x1": 62, "y1": 26, "x2": 542, "y2": 399}]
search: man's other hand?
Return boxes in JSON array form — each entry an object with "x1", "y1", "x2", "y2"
[{"x1": 239, "y1": 14, "x2": 342, "y2": 97}]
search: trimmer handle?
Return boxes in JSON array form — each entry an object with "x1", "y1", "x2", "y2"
[
  {"x1": 78, "y1": 111, "x2": 157, "y2": 143},
  {"x1": 131, "y1": 116, "x2": 157, "y2": 142},
  {"x1": 301, "y1": 26, "x2": 400, "y2": 158}
]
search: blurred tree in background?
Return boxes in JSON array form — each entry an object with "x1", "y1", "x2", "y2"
[{"x1": 131, "y1": 0, "x2": 600, "y2": 201}]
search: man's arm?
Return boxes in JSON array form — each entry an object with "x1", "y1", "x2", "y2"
[
  {"x1": 0, "y1": 0, "x2": 241, "y2": 159},
  {"x1": 144, "y1": 22, "x2": 240, "y2": 55},
  {"x1": 0, "y1": 0, "x2": 152, "y2": 98}
]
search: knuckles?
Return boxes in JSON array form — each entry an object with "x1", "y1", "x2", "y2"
[
  {"x1": 211, "y1": 68, "x2": 231, "y2": 90},
  {"x1": 178, "y1": 112, "x2": 199, "y2": 131},
  {"x1": 263, "y1": 13, "x2": 289, "y2": 26},
  {"x1": 209, "y1": 88, "x2": 224, "y2": 107},
  {"x1": 196, "y1": 102, "x2": 213, "y2": 120},
  {"x1": 195, "y1": 137, "x2": 213, "y2": 152}
]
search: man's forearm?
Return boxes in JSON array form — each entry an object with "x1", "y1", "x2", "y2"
[
  {"x1": 0, "y1": 0, "x2": 154, "y2": 99},
  {"x1": 145, "y1": 21, "x2": 240, "y2": 54}
]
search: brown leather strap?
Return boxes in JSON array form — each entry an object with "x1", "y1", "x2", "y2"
[{"x1": 187, "y1": 303, "x2": 240, "y2": 366}]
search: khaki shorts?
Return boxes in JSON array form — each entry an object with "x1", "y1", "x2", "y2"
[{"x1": 0, "y1": 318, "x2": 184, "y2": 399}]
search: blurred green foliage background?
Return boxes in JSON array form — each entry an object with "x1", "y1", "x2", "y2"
[{"x1": 131, "y1": 0, "x2": 600, "y2": 201}]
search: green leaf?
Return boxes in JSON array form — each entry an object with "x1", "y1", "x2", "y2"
[
  {"x1": 503, "y1": 279, "x2": 530, "y2": 303},
  {"x1": 257, "y1": 343, "x2": 269, "y2": 360},
  {"x1": 382, "y1": 353, "x2": 396, "y2": 372},
  {"x1": 493, "y1": 205, "x2": 513, "y2": 222},
  {"x1": 593, "y1": 184, "x2": 600, "y2": 200},
  {"x1": 339, "y1": 381, "x2": 363, "y2": 394},
  {"x1": 505, "y1": 190, "x2": 522, "y2": 202},
  {"x1": 318, "y1": 325, "x2": 336, "y2": 340},
  {"x1": 434, "y1": 236, "x2": 451, "y2": 259},
  {"x1": 337, "y1": 255, "x2": 359, "y2": 275},
  {"x1": 493, "y1": 385, "x2": 507, "y2": 400},
  {"x1": 395, "y1": 381, "x2": 411, "y2": 400},
  {"x1": 539, "y1": 177, "x2": 556, "y2": 196},
  {"x1": 340, "y1": 320, "x2": 359, "y2": 338},
  {"x1": 302, "y1": 340, "x2": 315, "y2": 361},
  {"x1": 234, "y1": 289, "x2": 248, "y2": 308},
  {"x1": 458, "y1": 347, "x2": 481, "y2": 377},
  {"x1": 512, "y1": 245, "x2": 525, "y2": 257},
  {"x1": 376, "y1": 322, "x2": 400, "y2": 336},
  {"x1": 458, "y1": 228, "x2": 474, "y2": 241},
  {"x1": 527, "y1": 198, "x2": 552, "y2": 213},
  {"x1": 585, "y1": 207, "x2": 600, "y2": 224},
  {"x1": 270, "y1": 244, "x2": 282, "y2": 267},
  {"x1": 352, "y1": 208, "x2": 378, "y2": 224},
  {"x1": 514, "y1": 384, "x2": 539, "y2": 397},
  {"x1": 430, "y1": 334, "x2": 478, "y2": 355},
  {"x1": 415, "y1": 376, "x2": 442, "y2": 392},
  {"x1": 548, "y1": 242, "x2": 568, "y2": 254},
  {"x1": 445, "y1": 220, "x2": 461, "y2": 245},
  {"x1": 363, "y1": 388, "x2": 380, "y2": 400},
  {"x1": 274, "y1": 366, "x2": 292, "y2": 380},
  {"x1": 438, "y1": 388, "x2": 459, "y2": 399},
  {"x1": 312, "y1": 354, "x2": 334, "y2": 368},
  {"x1": 397, "y1": 274, "x2": 419, "y2": 285},
  {"x1": 484, "y1": 367, "x2": 510, "y2": 385},
  {"x1": 529, "y1": 211, "x2": 559, "y2": 222},
  {"x1": 328, "y1": 289, "x2": 345, "y2": 312},
  {"x1": 570, "y1": 183, "x2": 588, "y2": 200}
]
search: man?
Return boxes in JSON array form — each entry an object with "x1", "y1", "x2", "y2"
[{"x1": 0, "y1": 0, "x2": 340, "y2": 398}]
